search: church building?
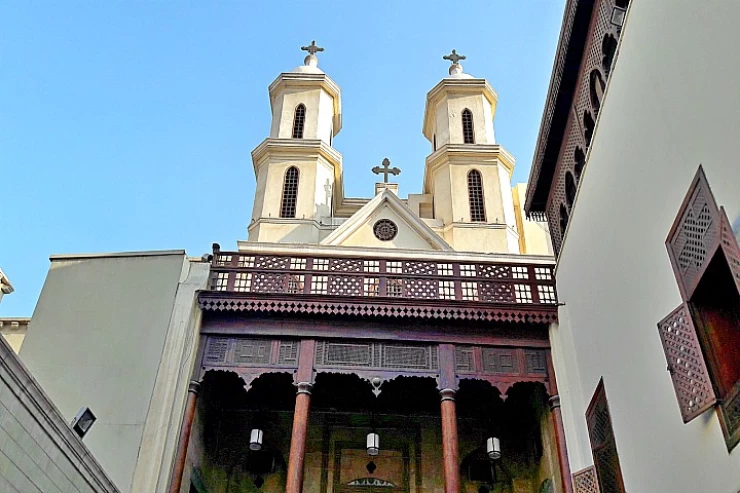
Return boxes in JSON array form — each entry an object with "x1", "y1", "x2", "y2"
[{"x1": 13, "y1": 42, "x2": 570, "y2": 493}]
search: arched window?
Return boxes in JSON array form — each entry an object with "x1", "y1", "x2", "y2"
[
  {"x1": 602, "y1": 34, "x2": 618, "y2": 75},
  {"x1": 615, "y1": 0, "x2": 629, "y2": 8},
  {"x1": 292, "y1": 104, "x2": 306, "y2": 139},
  {"x1": 589, "y1": 69, "x2": 606, "y2": 116},
  {"x1": 574, "y1": 146, "x2": 586, "y2": 180},
  {"x1": 280, "y1": 167, "x2": 299, "y2": 218},
  {"x1": 583, "y1": 111, "x2": 595, "y2": 148},
  {"x1": 559, "y1": 203, "x2": 569, "y2": 237},
  {"x1": 462, "y1": 109, "x2": 475, "y2": 144},
  {"x1": 467, "y1": 170, "x2": 486, "y2": 222},
  {"x1": 565, "y1": 171, "x2": 577, "y2": 207}
]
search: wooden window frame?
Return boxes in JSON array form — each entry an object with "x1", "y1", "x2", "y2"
[
  {"x1": 280, "y1": 166, "x2": 300, "y2": 219},
  {"x1": 462, "y1": 108, "x2": 475, "y2": 144},
  {"x1": 292, "y1": 104, "x2": 306, "y2": 139},
  {"x1": 585, "y1": 379, "x2": 626, "y2": 493},
  {"x1": 467, "y1": 169, "x2": 486, "y2": 222}
]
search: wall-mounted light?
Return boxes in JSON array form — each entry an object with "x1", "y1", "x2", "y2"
[
  {"x1": 367, "y1": 432, "x2": 380, "y2": 456},
  {"x1": 71, "y1": 407, "x2": 96, "y2": 439},
  {"x1": 486, "y1": 437, "x2": 501, "y2": 460},
  {"x1": 250, "y1": 428, "x2": 264, "y2": 451}
]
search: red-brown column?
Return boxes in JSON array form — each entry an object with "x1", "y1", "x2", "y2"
[
  {"x1": 440, "y1": 388, "x2": 460, "y2": 493},
  {"x1": 169, "y1": 380, "x2": 200, "y2": 493},
  {"x1": 286, "y1": 382, "x2": 313, "y2": 493},
  {"x1": 547, "y1": 352, "x2": 573, "y2": 493}
]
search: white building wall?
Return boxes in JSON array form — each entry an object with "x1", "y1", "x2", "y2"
[
  {"x1": 553, "y1": 1, "x2": 740, "y2": 491},
  {"x1": 19, "y1": 251, "x2": 206, "y2": 493}
]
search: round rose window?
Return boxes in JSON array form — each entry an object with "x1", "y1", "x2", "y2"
[{"x1": 373, "y1": 219, "x2": 398, "y2": 241}]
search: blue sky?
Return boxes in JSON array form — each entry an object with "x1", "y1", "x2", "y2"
[{"x1": 0, "y1": 1, "x2": 564, "y2": 316}]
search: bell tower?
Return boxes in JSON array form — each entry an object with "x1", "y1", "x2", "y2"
[
  {"x1": 421, "y1": 51, "x2": 520, "y2": 253},
  {"x1": 249, "y1": 41, "x2": 343, "y2": 244}
]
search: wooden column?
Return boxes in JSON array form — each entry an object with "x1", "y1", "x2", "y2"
[
  {"x1": 438, "y1": 344, "x2": 460, "y2": 493},
  {"x1": 168, "y1": 380, "x2": 200, "y2": 493},
  {"x1": 547, "y1": 352, "x2": 573, "y2": 493},
  {"x1": 286, "y1": 339, "x2": 316, "y2": 493}
]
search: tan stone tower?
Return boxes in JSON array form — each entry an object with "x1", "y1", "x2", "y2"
[
  {"x1": 421, "y1": 51, "x2": 520, "y2": 253},
  {"x1": 248, "y1": 41, "x2": 343, "y2": 243}
]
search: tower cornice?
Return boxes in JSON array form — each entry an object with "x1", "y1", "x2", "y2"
[
  {"x1": 423, "y1": 144, "x2": 515, "y2": 194},
  {"x1": 251, "y1": 138, "x2": 342, "y2": 174}
]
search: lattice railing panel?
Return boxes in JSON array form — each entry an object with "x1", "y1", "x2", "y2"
[
  {"x1": 573, "y1": 466, "x2": 600, "y2": 493},
  {"x1": 657, "y1": 303, "x2": 716, "y2": 422},
  {"x1": 314, "y1": 341, "x2": 439, "y2": 372},
  {"x1": 202, "y1": 337, "x2": 301, "y2": 369},
  {"x1": 206, "y1": 250, "x2": 556, "y2": 309}
]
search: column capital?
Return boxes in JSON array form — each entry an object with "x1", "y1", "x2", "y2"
[
  {"x1": 188, "y1": 380, "x2": 201, "y2": 395},
  {"x1": 440, "y1": 388, "x2": 457, "y2": 402},
  {"x1": 296, "y1": 382, "x2": 314, "y2": 395},
  {"x1": 549, "y1": 395, "x2": 561, "y2": 410}
]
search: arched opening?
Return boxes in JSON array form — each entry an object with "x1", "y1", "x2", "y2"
[
  {"x1": 615, "y1": 0, "x2": 629, "y2": 8},
  {"x1": 583, "y1": 111, "x2": 595, "y2": 148},
  {"x1": 559, "y1": 203, "x2": 569, "y2": 237},
  {"x1": 433, "y1": 134, "x2": 437, "y2": 151},
  {"x1": 280, "y1": 166, "x2": 299, "y2": 218},
  {"x1": 468, "y1": 170, "x2": 486, "y2": 222},
  {"x1": 574, "y1": 146, "x2": 586, "y2": 181},
  {"x1": 462, "y1": 108, "x2": 475, "y2": 144},
  {"x1": 602, "y1": 33, "x2": 618, "y2": 75},
  {"x1": 589, "y1": 69, "x2": 606, "y2": 116},
  {"x1": 292, "y1": 104, "x2": 306, "y2": 139},
  {"x1": 565, "y1": 172, "x2": 577, "y2": 208}
]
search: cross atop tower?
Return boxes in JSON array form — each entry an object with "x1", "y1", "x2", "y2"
[
  {"x1": 301, "y1": 40, "x2": 324, "y2": 56},
  {"x1": 372, "y1": 158, "x2": 401, "y2": 183},
  {"x1": 443, "y1": 49, "x2": 466, "y2": 65}
]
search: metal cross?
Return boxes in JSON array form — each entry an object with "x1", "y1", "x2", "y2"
[
  {"x1": 372, "y1": 158, "x2": 401, "y2": 183},
  {"x1": 301, "y1": 40, "x2": 324, "y2": 56},
  {"x1": 443, "y1": 49, "x2": 466, "y2": 65}
]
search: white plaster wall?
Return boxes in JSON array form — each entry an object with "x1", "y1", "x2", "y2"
[
  {"x1": 317, "y1": 89, "x2": 335, "y2": 144},
  {"x1": 19, "y1": 252, "x2": 188, "y2": 492},
  {"x1": 270, "y1": 86, "x2": 334, "y2": 145},
  {"x1": 553, "y1": 1, "x2": 740, "y2": 491},
  {"x1": 435, "y1": 92, "x2": 495, "y2": 146}
]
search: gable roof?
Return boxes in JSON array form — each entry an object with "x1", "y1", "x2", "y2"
[{"x1": 321, "y1": 189, "x2": 452, "y2": 251}]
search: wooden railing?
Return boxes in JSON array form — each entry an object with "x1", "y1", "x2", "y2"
[{"x1": 206, "y1": 246, "x2": 557, "y2": 306}]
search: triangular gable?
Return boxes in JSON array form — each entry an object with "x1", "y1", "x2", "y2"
[{"x1": 322, "y1": 190, "x2": 452, "y2": 251}]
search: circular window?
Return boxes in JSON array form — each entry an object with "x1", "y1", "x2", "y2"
[{"x1": 373, "y1": 219, "x2": 398, "y2": 241}]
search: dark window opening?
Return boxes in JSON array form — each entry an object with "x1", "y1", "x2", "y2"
[
  {"x1": 280, "y1": 167, "x2": 299, "y2": 218},
  {"x1": 615, "y1": 0, "x2": 629, "y2": 8},
  {"x1": 468, "y1": 170, "x2": 486, "y2": 222},
  {"x1": 583, "y1": 111, "x2": 595, "y2": 148},
  {"x1": 602, "y1": 34, "x2": 618, "y2": 75},
  {"x1": 690, "y1": 250, "x2": 740, "y2": 397},
  {"x1": 292, "y1": 104, "x2": 306, "y2": 139},
  {"x1": 565, "y1": 172, "x2": 577, "y2": 208},
  {"x1": 589, "y1": 69, "x2": 606, "y2": 116},
  {"x1": 433, "y1": 134, "x2": 437, "y2": 151},
  {"x1": 574, "y1": 147, "x2": 586, "y2": 180},
  {"x1": 462, "y1": 109, "x2": 475, "y2": 144},
  {"x1": 559, "y1": 204, "x2": 568, "y2": 237}
]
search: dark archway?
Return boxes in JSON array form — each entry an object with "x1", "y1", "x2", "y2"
[
  {"x1": 565, "y1": 172, "x2": 577, "y2": 208},
  {"x1": 574, "y1": 147, "x2": 586, "y2": 181},
  {"x1": 583, "y1": 111, "x2": 595, "y2": 148},
  {"x1": 589, "y1": 69, "x2": 606, "y2": 116},
  {"x1": 602, "y1": 34, "x2": 618, "y2": 75}
]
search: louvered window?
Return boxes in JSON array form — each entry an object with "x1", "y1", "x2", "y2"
[
  {"x1": 462, "y1": 108, "x2": 475, "y2": 144},
  {"x1": 292, "y1": 104, "x2": 306, "y2": 139},
  {"x1": 586, "y1": 380, "x2": 626, "y2": 493},
  {"x1": 280, "y1": 167, "x2": 299, "y2": 218},
  {"x1": 468, "y1": 170, "x2": 486, "y2": 222},
  {"x1": 658, "y1": 166, "x2": 740, "y2": 450}
]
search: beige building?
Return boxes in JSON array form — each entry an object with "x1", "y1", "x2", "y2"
[
  {"x1": 526, "y1": 0, "x2": 740, "y2": 492},
  {"x1": 15, "y1": 44, "x2": 565, "y2": 493}
]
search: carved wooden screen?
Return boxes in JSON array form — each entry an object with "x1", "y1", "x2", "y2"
[
  {"x1": 586, "y1": 380, "x2": 626, "y2": 493},
  {"x1": 657, "y1": 304, "x2": 716, "y2": 422},
  {"x1": 665, "y1": 166, "x2": 721, "y2": 299},
  {"x1": 573, "y1": 466, "x2": 600, "y2": 493}
]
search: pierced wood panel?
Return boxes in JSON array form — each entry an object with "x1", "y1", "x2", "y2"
[
  {"x1": 314, "y1": 341, "x2": 439, "y2": 372},
  {"x1": 666, "y1": 167, "x2": 721, "y2": 299},
  {"x1": 720, "y1": 208, "x2": 740, "y2": 294},
  {"x1": 481, "y1": 348, "x2": 519, "y2": 374},
  {"x1": 657, "y1": 303, "x2": 717, "y2": 422},
  {"x1": 573, "y1": 466, "x2": 600, "y2": 493},
  {"x1": 586, "y1": 380, "x2": 626, "y2": 493},
  {"x1": 202, "y1": 336, "x2": 300, "y2": 369}
]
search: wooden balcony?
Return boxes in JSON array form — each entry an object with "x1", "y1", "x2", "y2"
[{"x1": 198, "y1": 245, "x2": 558, "y2": 324}]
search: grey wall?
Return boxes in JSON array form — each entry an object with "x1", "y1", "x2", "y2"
[{"x1": 20, "y1": 251, "x2": 188, "y2": 492}]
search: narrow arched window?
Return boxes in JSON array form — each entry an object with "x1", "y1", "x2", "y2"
[
  {"x1": 468, "y1": 170, "x2": 486, "y2": 222},
  {"x1": 462, "y1": 109, "x2": 475, "y2": 144},
  {"x1": 589, "y1": 69, "x2": 606, "y2": 116},
  {"x1": 583, "y1": 111, "x2": 595, "y2": 148},
  {"x1": 574, "y1": 146, "x2": 586, "y2": 180},
  {"x1": 280, "y1": 167, "x2": 299, "y2": 218},
  {"x1": 565, "y1": 171, "x2": 577, "y2": 207},
  {"x1": 292, "y1": 104, "x2": 306, "y2": 139},
  {"x1": 602, "y1": 34, "x2": 618, "y2": 75},
  {"x1": 559, "y1": 203, "x2": 569, "y2": 236}
]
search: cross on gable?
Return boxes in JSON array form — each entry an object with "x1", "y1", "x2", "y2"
[
  {"x1": 301, "y1": 40, "x2": 324, "y2": 56},
  {"x1": 443, "y1": 49, "x2": 466, "y2": 65},
  {"x1": 372, "y1": 158, "x2": 401, "y2": 183}
]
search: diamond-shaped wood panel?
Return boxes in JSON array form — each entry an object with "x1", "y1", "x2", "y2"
[
  {"x1": 573, "y1": 466, "x2": 600, "y2": 493},
  {"x1": 657, "y1": 303, "x2": 717, "y2": 422}
]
